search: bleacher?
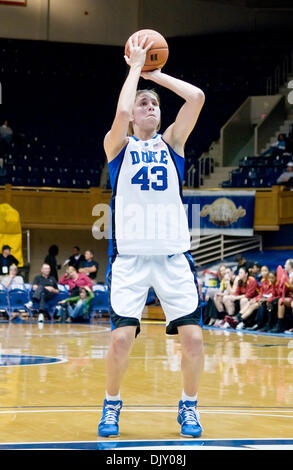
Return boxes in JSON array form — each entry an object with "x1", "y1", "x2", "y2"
[
  {"x1": 0, "y1": 283, "x2": 159, "y2": 322},
  {"x1": 0, "y1": 137, "x2": 103, "y2": 188},
  {"x1": 221, "y1": 151, "x2": 293, "y2": 188},
  {"x1": 0, "y1": 283, "x2": 110, "y2": 321}
]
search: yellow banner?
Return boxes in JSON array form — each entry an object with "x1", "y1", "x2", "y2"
[{"x1": 0, "y1": 203, "x2": 23, "y2": 266}]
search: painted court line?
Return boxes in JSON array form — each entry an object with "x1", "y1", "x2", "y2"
[{"x1": 0, "y1": 409, "x2": 293, "y2": 419}]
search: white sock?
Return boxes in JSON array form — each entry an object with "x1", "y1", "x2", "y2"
[
  {"x1": 106, "y1": 391, "x2": 121, "y2": 402},
  {"x1": 182, "y1": 391, "x2": 198, "y2": 402}
]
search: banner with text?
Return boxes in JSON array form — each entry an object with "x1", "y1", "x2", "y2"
[{"x1": 183, "y1": 190, "x2": 256, "y2": 236}]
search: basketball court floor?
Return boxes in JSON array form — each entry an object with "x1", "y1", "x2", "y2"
[{"x1": 0, "y1": 319, "x2": 293, "y2": 450}]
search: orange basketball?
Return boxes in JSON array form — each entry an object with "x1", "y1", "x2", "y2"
[{"x1": 124, "y1": 29, "x2": 169, "y2": 72}]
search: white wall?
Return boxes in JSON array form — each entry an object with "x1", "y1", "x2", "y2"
[{"x1": 0, "y1": 0, "x2": 292, "y2": 45}]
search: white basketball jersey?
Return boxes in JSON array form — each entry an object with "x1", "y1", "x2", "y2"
[{"x1": 108, "y1": 134, "x2": 190, "y2": 255}]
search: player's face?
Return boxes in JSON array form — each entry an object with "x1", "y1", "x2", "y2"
[{"x1": 132, "y1": 93, "x2": 160, "y2": 131}]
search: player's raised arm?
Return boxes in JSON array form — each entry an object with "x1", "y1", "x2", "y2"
[
  {"x1": 104, "y1": 34, "x2": 153, "y2": 162},
  {"x1": 141, "y1": 69, "x2": 205, "y2": 156}
]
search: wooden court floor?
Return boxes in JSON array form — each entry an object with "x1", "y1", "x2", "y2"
[{"x1": 0, "y1": 320, "x2": 293, "y2": 449}]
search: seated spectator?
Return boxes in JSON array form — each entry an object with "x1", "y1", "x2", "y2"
[
  {"x1": 0, "y1": 245, "x2": 19, "y2": 277},
  {"x1": 1, "y1": 265, "x2": 24, "y2": 289},
  {"x1": 260, "y1": 133, "x2": 287, "y2": 157},
  {"x1": 286, "y1": 126, "x2": 293, "y2": 153},
  {"x1": 276, "y1": 161, "x2": 293, "y2": 185},
  {"x1": 249, "y1": 262, "x2": 262, "y2": 281},
  {"x1": 63, "y1": 246, "x2": 85, "y2": 271},
  {"x1": 78, "y1": 249, "x2": 99, "y2": 282},
  {"x1": 234, "y1": 255, "x2": 254, "y2": 274},
  {"x1": 257, "y1": 271, "x2": 280, "y2": 332},
  {"x1": 0, "y1": 120, "x2": 13, "y2": 152},
  {"x1": 56, "y1": 286, "x2": 94, "y2": 323},
  {"x1": 221, "y1": 266, "x2": 259, "y2": 327},
  {"x1": 236, "y1": 265, "x2": 270, "y2": 330},
  {"x1": 25, "y1": 263, "x2": 59, "y2": 322},
  {"x1": 59, "y1": 265, "x2": 93, "y2": 295},
  {"x1": 271, "y1": 259, "x2": 293, "y2": 333},
  {"x1": 211, "y1": 267, "x2": 239, "y2": 326},
  {"x1": 44, "y1": 244, "x2": 60, "y2": 282},
  {"x1": 202, "y1": 264, "x2": 226, "y2": 324}
]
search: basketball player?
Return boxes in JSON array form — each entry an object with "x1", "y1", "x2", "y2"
[{"x1": 98, "y1": 33, "x2": 205, "y2": 438}]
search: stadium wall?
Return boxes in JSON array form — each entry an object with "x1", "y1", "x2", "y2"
[{"x1": 0, "y1": 0, "x2": 292, "y2": 45}]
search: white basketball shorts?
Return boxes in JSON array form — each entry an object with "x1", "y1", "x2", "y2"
[{"x1": 106, "y1": 251, "x2": 202, "y2": 336}]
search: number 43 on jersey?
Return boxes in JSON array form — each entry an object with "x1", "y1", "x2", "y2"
[{"x1": 131, "y1": 165, "x2": 168, "y2": 191}]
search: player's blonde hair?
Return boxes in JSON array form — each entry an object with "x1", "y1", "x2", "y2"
[{"x1": 128, "y1": 89, "x2": 161, "y2": 136}]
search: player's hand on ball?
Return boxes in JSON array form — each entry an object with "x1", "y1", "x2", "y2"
[
  {"x1": 124, "y1": 33, "x2": 154, "y2": 69},
  {"x1": 141, "y1": 69, "x2": 162, "y2": 80}
]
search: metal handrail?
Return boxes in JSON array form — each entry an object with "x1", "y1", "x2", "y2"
[
  {"x1": 187, "y1": 164, "x2": 195, "y2": 187},
  {"x1": 274, "y1": 65, "x2": 281, "y2": 94},
  {"x1": 266, "y1": 76, "x2": 272, "y2": 96},
  {"x1": 190, "y1": 234, "x2": 262, "y2": 266},
  {"x1": 267, "y1": 47, "x2": 293, "y2": 96},
  {"x1": 198, "y1": 155, "x2": 213, "y2": 187}
]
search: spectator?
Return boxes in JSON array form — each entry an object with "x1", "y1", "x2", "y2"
[
  {"x1": 271, "y1": 259, "x2": 293, "y2": 333},
  {"x1": 286, "y1": 126, "x2": 293, "y2": 153},
  {"x1": 25, "y1": 263, "x2": 59, "y2": 322},
  {"x1": 234, "y1": 255, "x2": 254, "y2": 274},
  {"x1": 258, "y1": 271, "x2": 280, "y2": 332},
  {"x1": 260, "y1": 133, "x2": 287, "y2": 157},
  {"x1": 44, "y1": 245, "x2": 60, "y2": 282},
  {"x1": 56, "y1": 286, "x2": 94, "y2": 323},
  {"x1": 202, "y1": 264, "x2": 226, "y2": 324},
  {"x1": 211, "y1": 267, "x2": 239, "y2": 326},
  {"x1": 59, "y1": 265, "x2": 93, "y2": 295},
  {"x1": 221, "y1": 266, "x2": 259, "y2": 327},
  {"x1": 0, "y1": 120, "x2": 13, "y2": 151},
  {"x1": 1, "y1": 265, "x2": 24, "y2": 289},
  {"x1": 249, "y1": 262, "x2": 262, "y2": 281},
  {"x1": 78, "y1": 249, "x2": 99, "y2": 281},
  {"x1": 0, "y1": 245, "x2": 19, "y2": 277},
  {"x1": 63, "y1": 246, "x2": 86, "y2": 271},
  {"x1": 276, "y1": 161, "x2": 293, "y2": 185},
  {"x1": 236, "y1": 265, "x2": 270, "y2": 330}
]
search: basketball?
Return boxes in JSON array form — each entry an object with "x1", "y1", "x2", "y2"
[{"x1": 124, "y1": 29, "x2": 169, "y2": 72}]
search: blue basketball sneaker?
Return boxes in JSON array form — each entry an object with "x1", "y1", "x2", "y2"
[
  {"x1": 98, "y1": 399, "x2": 123, "y2": 437},
  {"x1": 177, "y1": 400, "x2": 202, "y2": 437}
]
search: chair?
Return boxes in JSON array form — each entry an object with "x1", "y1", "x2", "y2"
[
  {"x1": 45, "y1": 284, "x2": 69, "y2": 320},
  {"x1": 0, "y1": 284, "x2": 9, "y2": 319},
  {"x1": 90, "y1": 284, "x2": 109, "y2": 317},
  {"x1": 8, "y1": 287, "x2": 29, "y2": 316}
]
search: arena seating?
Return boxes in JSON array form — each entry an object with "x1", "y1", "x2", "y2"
[
  {"x1": 221, "y1": 151, "x2": 293, "y2": 188},
  {"x1": 0, "y1": 30, "x2": 292, "y2": 189},
  {"x1": 0, "y1": 283, "x2": 110, "y2": 320}
]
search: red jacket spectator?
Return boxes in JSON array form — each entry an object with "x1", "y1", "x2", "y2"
[
  {"x1": 234, "y1": 276, "x2": 259, "y2": 299},
  {"x1": 254, "y1": 278, "x2": 273, "y2": 302},
  {"x1": 59, "y1": 269, "x2": 93, "y2": 292}
]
